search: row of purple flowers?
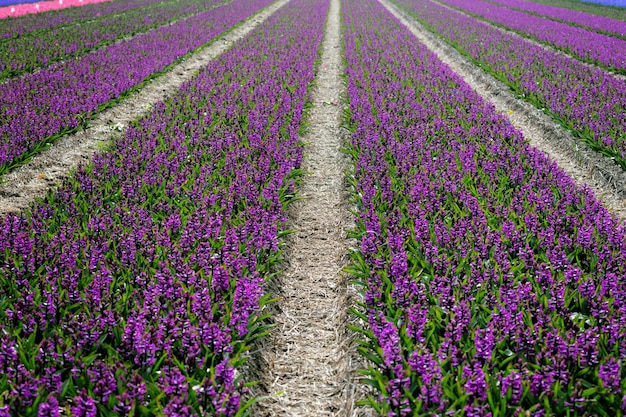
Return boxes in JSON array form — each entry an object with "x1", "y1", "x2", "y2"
[
  {"x1": 0, "y1": 0, "x2": 163, "y2": 39},
  {"x1": 343, "y1": 0, "x2": 626, "y2": 414}
]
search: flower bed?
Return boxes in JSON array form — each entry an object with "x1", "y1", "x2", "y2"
[
  {"x1": 0, "y1": 0, "x2": 163, "y2": 37},
  {"x1": 343, "y1": 0, "x2": 626, "y2": 414},
  {"x1": 0, "y1": 0, "x2": 110, "y2": 20},
  {"x1": 488, "y1": 0, "x2": 626, "y2": 38}
]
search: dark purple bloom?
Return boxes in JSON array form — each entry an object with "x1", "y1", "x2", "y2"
[{"x1": 71, "y1": 390, "x2": 97, "y2": 417}]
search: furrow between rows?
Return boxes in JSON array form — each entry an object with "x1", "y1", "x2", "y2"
[{"x1": 255, "y1": 0, "x2": 358, "y2": 414}]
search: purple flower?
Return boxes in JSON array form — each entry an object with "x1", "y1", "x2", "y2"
[
  {"x1": 474, "y1": 327, "x2": 495, "y2": 361},
  {"x1": 38, "y1": 396, "x2": 60, "y2": 417},
  {"x1": 501, "y1": 371, "x2": 523, "y2": 404},
  {"x1": 71, "y1": 390, "x2": 97, "y2": 417},
  {"x1": 463, "y1": 363, "x2": 488, "y2": 402},
  {"x1": 599, "y1": 357, "x2": 621, "y2": 393}
]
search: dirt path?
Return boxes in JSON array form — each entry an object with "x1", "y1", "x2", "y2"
[
  {"x1": 256, "y1": 0, "x2": 357, "y2": 414},
  {"x1": 0, "y1": 0, "x2": 287, "y2": 216},
  {"x1": 380, "y1": 0, "x2": 626, "y2": 221}
]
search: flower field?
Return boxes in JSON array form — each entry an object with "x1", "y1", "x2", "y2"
[
  {"x1": 435, "y1": 0, "x2": 626, "y2": 73},
  {"x1": 487, "y1": 0, "x2": 626, "y2": 37},
  {"x1": 0, "y1": 0, "x2": 226, "y2": 79},
  {"x1": 393, "y1": 0, "x2": 626, "y2": 170},
  {"x1": 1, "y1": 0, "x2": 157, "y2": 38},
  {"x1": 1, "y1": 0, "x2": 625, "y2": 415},
  {"x1": 0, "y1": 0, "x2": 274, "y2": 175},
  {"x1": 343, "y1": 0, "x2": 626, "y2": 414},
  {"x1": 530, "y1": 0, "x2": 626, "y2": 20}
]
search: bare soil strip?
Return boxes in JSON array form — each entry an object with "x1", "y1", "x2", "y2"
[
  {"x1": 430, "y1": 0, "x2": 626, "y2": 81},
  {"x1": 0, "y1": 0, "x2": 288, "y2": 216},
  {"x1": 256, "y1": 0, "x2": 357, "y2": 414},
  {"x1": 379, "y1": 0, "x2": 626, "y2": 221}
]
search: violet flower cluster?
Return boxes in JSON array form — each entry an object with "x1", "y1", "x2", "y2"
[
  {"x1": 343, "y1": 0, "x2": 626, "y2": 415},
  {"x1": 436, "y1": 0, "x2": 626, "y2": 74},
  {"x1": 0, "y1": 0, "x2": 328, "y2": 413},
  {"x1": 0, "y1": 0, "x2": 224, "y2": 79},
  {"x1": 0, "y1": 0, "x2": 274, "y2": 176},
  {"x1": 487, "y1": 0, "x2": 626, "y2": 37},
  {"x1": 393, "y1": 0, "x2": 626, "y2": 170},
  {"x1": 0, "y1": 0, "x2": 164, "y2": 39}
]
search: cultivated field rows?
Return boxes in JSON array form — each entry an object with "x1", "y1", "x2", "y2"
[
  {"x1": 0, "y1": 0, "x2": 625, "y2": 415},
  {"x1": 433, "y1": 0, "x2": 626, "y2": 74},
  {"x1": 0, "y1": 0, "x2": 287, "y2": 215},
  {"x1": 485, "y1": 0, "x2": 626, "y2": 37},
  {"x1": 0, "y1": 0, "x2": 227, "y2": 80}
]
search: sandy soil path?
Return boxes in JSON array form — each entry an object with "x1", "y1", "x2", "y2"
[
  {"x1": 0, "y1": 0, "x2": 288, "y2": 216},
  {"x1": 255, "y1": 0, "x2": 359, "y2": 414}
]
